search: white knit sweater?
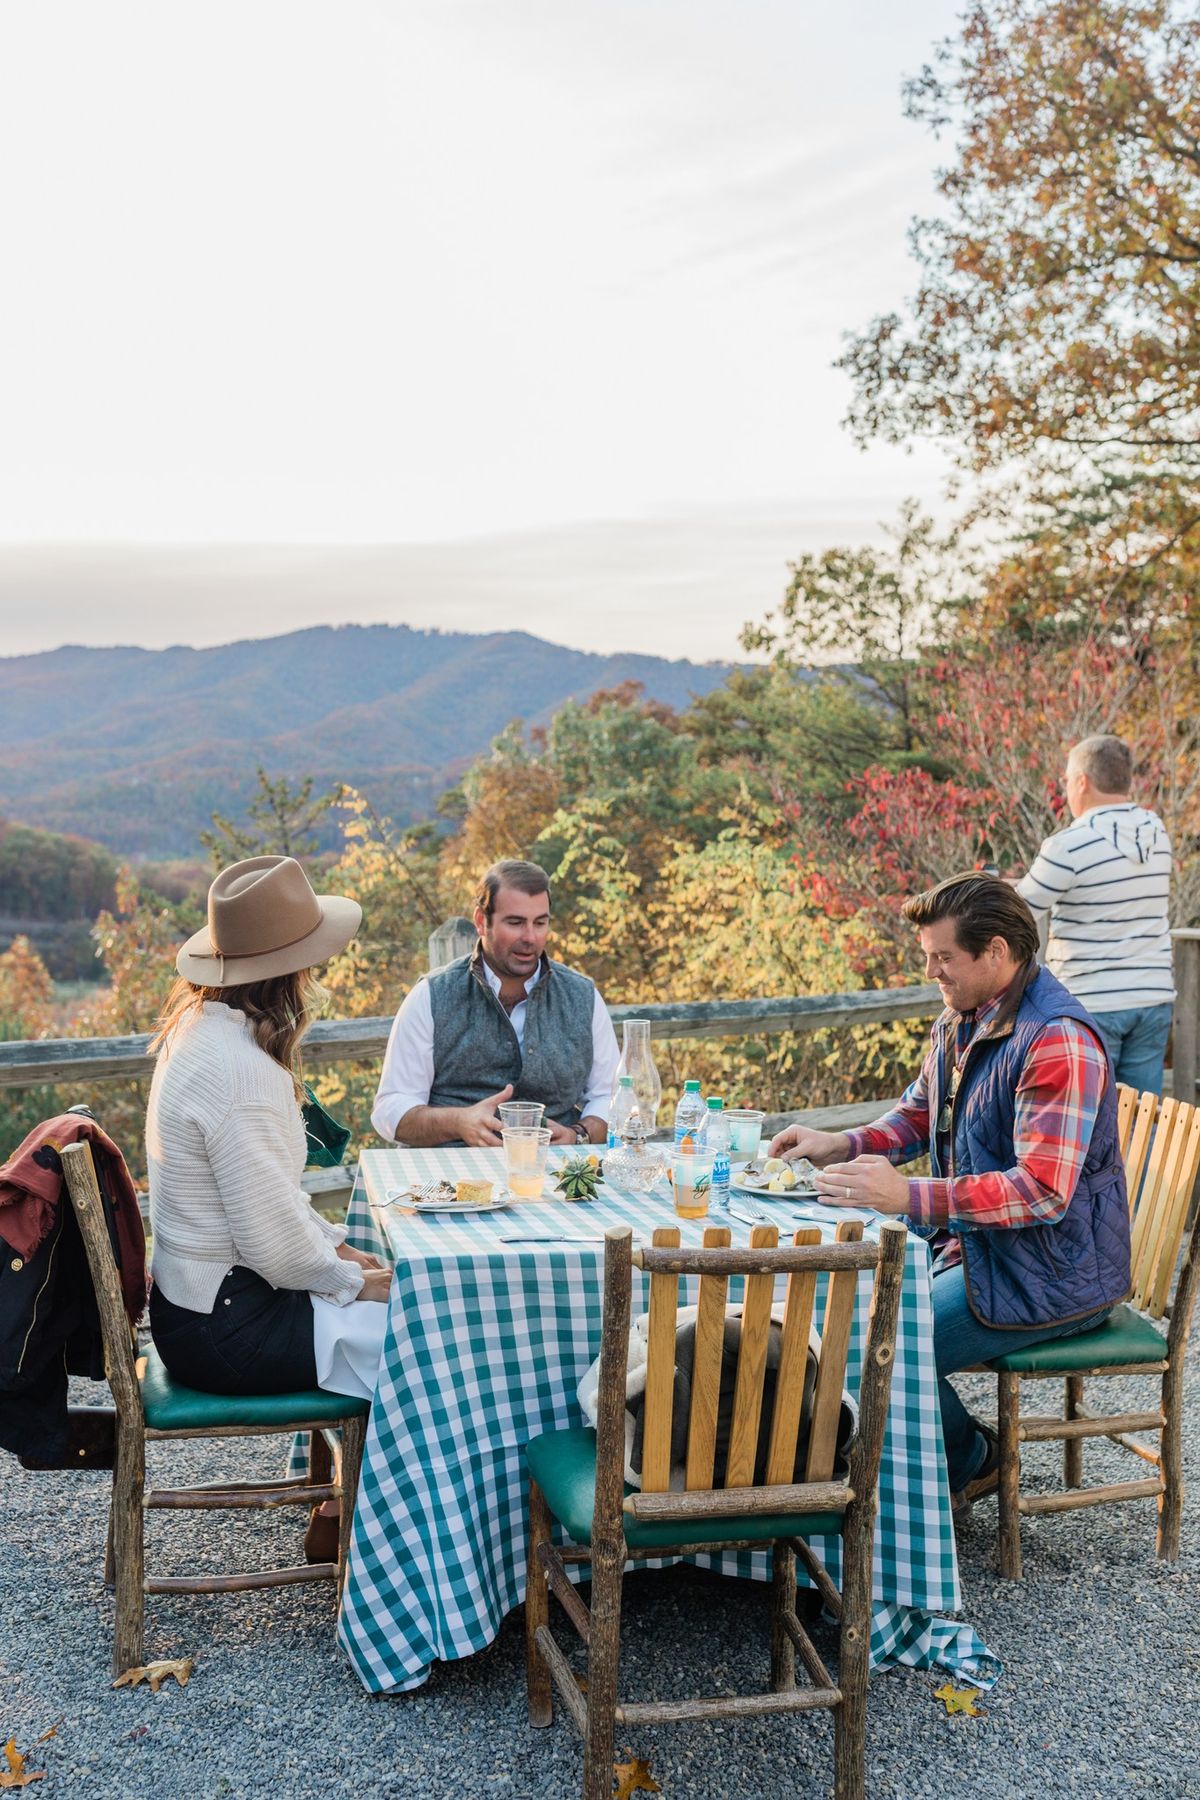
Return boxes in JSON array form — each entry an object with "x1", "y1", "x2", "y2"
[{"x1": 146, "y1": 1002, "x2": 363, "y2": 1313}]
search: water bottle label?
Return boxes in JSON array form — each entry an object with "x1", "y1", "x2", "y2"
[
  {"x1": 712, "y1": 1152, "x2": 730, "y2": 1204},
  {"x1": 607, "y1": 1127, "x2": 620, "y2": 1149}
]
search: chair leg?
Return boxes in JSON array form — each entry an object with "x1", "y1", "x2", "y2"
[
  {"x1": 1159, "y1": 1363, "x2": 1183, "y2": 1560},
  {"x1": 308, "y1": 1426, "x2": 333, "y2": 1486},
  {"x1": 525, "y1": 1481, "x2": 554, "y2": 1727},
  {"x1": 996, "y1": 1372, "x2": 1023, "y2": 1580},
  {"x1": 103, "y1": 1488, "x2": 116, "y2": 1589},
  {"x1": 582, "y1": 1534, "x2": 624, "y2": 1800},
  {"x1": 833, "y1": 1517, "x2": 872, "y2": 1799},
  {"x1": 770, "y1": 1540, "x2": 796, "y2": 1691},
  {"x1": 110, "y1": 1426, "x2": 146, "y2": 1677},
  {"x1": 1063, "y1": 1376, "x2": 1084, "y2": 1490},
  {"x1": 336, "y1": 1415, "x2": 367, "y2": 1597}
]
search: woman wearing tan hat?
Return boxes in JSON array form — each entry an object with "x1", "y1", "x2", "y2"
[{"x1": 145, "y1": 856, "x2": 389, "y2": 1399}]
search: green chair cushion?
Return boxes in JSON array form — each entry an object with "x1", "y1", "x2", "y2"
[
  {"x1": 140, "y1": 1343, "x2": 369, "y2": 1433},
  {"x1": 988, "y1": 1304, "x2": 1167, "y2": 1374},
  {"x1": 525, "y1": 1427, "x2": 843, "y2": 1552}
]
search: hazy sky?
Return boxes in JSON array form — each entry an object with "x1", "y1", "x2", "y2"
[{"x1": 0, "y1": 0, "x2": 963, "y2": 661}]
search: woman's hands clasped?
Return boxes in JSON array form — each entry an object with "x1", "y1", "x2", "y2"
[
  {"x1": 354, "y1": 1268, "x2": 394, "y2": 1303},
  {"x1": 337, "y1": 1241, "x2": 391, "y2": 1300}
]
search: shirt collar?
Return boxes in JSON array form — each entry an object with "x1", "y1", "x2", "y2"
[
  {"x1": 480, "y1": 956, "x2": 543, "y2": 1001},
  {"x1": 954, "y1": 981, "x2": 1010, "y2": 1033}
]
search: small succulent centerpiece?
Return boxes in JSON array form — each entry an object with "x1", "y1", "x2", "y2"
[{"x1": 554, "y1": 1153, "x2": 603, "y2": 1202}]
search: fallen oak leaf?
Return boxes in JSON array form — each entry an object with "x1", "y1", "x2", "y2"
[
  {"x1": 613, "y1": 1754, "x2": 662, "y2": 1798},
  {"x1": 0, "y1": 1740, "x2": 46, "y2": 1788},
  {"x1": 112, "y1": 1658, "x2": 195, "y2": 1694},
  {"x1": 933, "y1": 1681, "x2": 985, "y2": 1718}
]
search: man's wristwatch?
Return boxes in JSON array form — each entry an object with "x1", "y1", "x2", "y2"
[{"x1": 573, "y1": 1122, "x2": 591, "y2": 1144}]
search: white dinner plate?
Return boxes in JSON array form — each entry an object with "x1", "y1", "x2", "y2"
[
  {"x1": 732, "y1": 1176, "x2": 819, "y2": 1198},
  {"x1": 384, "y1": 1185, "x2": 512, "y2": 1214},
  {"x1": 411, "y1": 1194, "x2": 512, "y2": 1214}
]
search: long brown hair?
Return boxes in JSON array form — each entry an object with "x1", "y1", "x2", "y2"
[{"x1": 149, "y1": 969, "x2": 327, "y2": 1097}]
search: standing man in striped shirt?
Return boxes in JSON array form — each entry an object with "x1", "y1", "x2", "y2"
[{"x1": 1016, "y1": 735, "x2": 1174, "y2": 1094}]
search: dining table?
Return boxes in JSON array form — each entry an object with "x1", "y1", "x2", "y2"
[{"x1": 304, "y1": 1145, "x2": 1000, "y2": 1696}]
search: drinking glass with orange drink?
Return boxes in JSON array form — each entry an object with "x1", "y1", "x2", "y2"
[
  {"x1": 502, "y1": 1126, "x2": 552, "y2": 1199},
  {"x1": 671, "y1": 1148, "x2": 715, "y2": 1219}
]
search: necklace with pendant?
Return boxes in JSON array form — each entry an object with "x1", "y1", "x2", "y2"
[{"x1": 937, "y1": 1058, "x2": 963, "y2": 1138}]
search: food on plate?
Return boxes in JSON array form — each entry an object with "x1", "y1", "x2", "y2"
[
  {"x1": 454, "y1": 1179, "x2": 494, "y2": 1205},
  {"x1": 763, "y1": 1156, "x2": 788, "y2": 1174},
  {"x1": 554, "y1": 1153, "x2": 603, "y2": 1201}
]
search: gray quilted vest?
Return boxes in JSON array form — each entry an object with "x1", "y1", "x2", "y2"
[
  {"x1": 426, "y1": 947, "x2": 596, "y2": 1126},
  {"x1": 930, "y1": 964, "x2": 1130, "y2": 1330}
]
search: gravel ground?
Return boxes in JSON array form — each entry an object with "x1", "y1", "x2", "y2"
[{"x1": 4, "y1": 1336, "x2": 1199, "y2": 1800}]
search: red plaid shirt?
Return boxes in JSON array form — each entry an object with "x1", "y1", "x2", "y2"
[{"x1": 844, "y1": 991, "x2": 1108, "y2": 1241}]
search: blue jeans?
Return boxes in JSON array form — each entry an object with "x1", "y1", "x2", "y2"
[
  {"x1": 1090, "y1": 1003, "x2": 1173, "y2": 1096},
  {"x1": 933, "y1": 1263, "x2": 1111, "y2": 1489}
]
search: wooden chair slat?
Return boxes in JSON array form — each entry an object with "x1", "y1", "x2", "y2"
[
  {"x1": 723, "y1": 1226, "x2": 780, "y2": 1489},
  {"x1": 805, "y1": 1220, "x2": 864, "y2": 1482},
  {"x1": 684, "y1": 1226, "x2": 731, "y2": 1491},
  {"x1": 1135, "y1": 1101, "x2": 1190, "y2": 1311},
  {"x1": 641, "y1": 1226, "x2": 681, "y2": 1493},
  {"x1": 1124, "y1": 1088, "x2": 1161, "y2": 1219},
  {"x1": 764, "y1": 1228, "x2": 822, "y2": 1486},
  {"x1": 1149, "y1": 1102, "x2": 1200, "y2": 1319},
  {"x1": 1129, "y1": 1080, "x2": 1165, "y2": 1224},
  {"x1": 1116, "y1": 1083, "x2": 1137, "y2": 1158},
  {"x1": 1129, "y1": 1096, "x2": 1178, "y2": 1298}
]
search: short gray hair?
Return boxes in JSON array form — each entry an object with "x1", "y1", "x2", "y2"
[{"x1": 1069, "y1": 734, "x2": 1132, "y2": 795}]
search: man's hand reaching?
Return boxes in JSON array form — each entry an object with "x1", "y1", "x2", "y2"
[
  {"x1": 456, "y1": 1085, "x2": 514, "y2": 1147},
  {"x1": 766, "y1": 1124, "x2": 851, "y2": 1167}
]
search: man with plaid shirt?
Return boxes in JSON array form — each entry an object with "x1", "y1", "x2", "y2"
[{"x1": 770, "y1": 873, "x2": 1131, "y2": 1513}]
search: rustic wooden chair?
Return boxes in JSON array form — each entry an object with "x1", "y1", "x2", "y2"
[
  {"x1": 986, "y1": 1084, "x2": 1200, "y2": 1579},
  {"x1": 59, "y1": 1141, "x2": 369, "y2": 1675},
  {"x1": 524, "y1": 1218, "x2": 908, "y2": 1800}
]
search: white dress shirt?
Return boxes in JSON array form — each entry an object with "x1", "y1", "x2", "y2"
[{"x1": 371, "y1": 959, "x2": 620, "y2": 1142}]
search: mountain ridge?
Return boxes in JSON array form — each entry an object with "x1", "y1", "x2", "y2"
[{"x1": 0, "y1": 621, "x2": 736, "y2": 856}]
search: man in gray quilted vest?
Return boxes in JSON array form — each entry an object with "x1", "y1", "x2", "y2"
[{"x1": 371, "y1": 859, "x2": 620, "y2": 1149}]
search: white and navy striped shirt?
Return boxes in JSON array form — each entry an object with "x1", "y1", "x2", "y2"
[{"x1": 1016, "y1": 804, "x2": 1174, "y2": 1012}]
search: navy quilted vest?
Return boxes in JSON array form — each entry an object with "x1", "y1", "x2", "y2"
[{"x1": 929, "y1": 965, "x2": 1130, "y2": 1330}]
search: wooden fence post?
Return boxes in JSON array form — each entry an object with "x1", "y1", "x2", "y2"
[
  {"x1": 428, "y1": 916, "x2": 477, "y2": 972},
  {"x1": 1171, "y1": 931, "x2": 1200, "y2": 1104}
]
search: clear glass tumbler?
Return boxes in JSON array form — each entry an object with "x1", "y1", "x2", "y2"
[
  {"x1": 726, "y1": 1108, "x2": 766, "y2": 1163},
  {"x1": 502, "y1": 1126, "x2": 552, "y2": 1199},
  {"x1": 671, "y1": 1148, "x2": 715, "y2": 1219},
  {"x1": 498, "y1": 1101, "x2": 546, "y2": 1130}
]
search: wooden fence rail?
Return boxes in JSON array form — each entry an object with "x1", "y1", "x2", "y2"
[
  {"x1": 0, "y1": 983, "x2": 942, "y2": 1091},
  {"x1": 1, "y1": 933, "x2": 1196, "y2": 1101}
]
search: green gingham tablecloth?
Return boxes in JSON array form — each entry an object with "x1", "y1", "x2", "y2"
[{"x1": 318, "y1": 1148, "x2": 1000, "y2": 1695}]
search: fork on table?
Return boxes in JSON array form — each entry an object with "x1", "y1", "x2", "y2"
[{"x1": 382, "y1": 1179, "x2": 441, "y2": 1206}]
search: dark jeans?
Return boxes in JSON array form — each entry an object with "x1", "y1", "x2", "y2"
[
  {"x1": 933, "y1": 1263, "x2": 1111, "y2": 1488},
  {"x1": 150, "y1": 1266, "x2": 319, "y2": 1396}
]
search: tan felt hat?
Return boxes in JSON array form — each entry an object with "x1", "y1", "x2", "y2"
[{"x1": 176, "y1": 855, "x2": 361, "y2": 987}]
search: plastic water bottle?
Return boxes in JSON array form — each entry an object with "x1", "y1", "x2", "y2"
[
  {"x1": 673, "y1": 1080, "x2": 706, "y2": 1150},
  {"x1": 699, "y1": 1096, "x2": 731, "y2": 1211},
  {"x1": 608, "y1": 1075, "x2": 639, "y2": 1149}
]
